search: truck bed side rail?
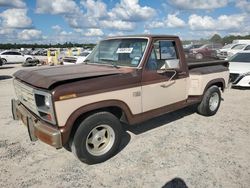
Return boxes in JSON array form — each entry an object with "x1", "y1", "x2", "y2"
[{"x1": 188, "y1": 60, "x2": 229, "y2": 69}]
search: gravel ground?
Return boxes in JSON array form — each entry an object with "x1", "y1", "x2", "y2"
[{"x1": 0, "y1": 64, "x2": 250, "y2": 188}]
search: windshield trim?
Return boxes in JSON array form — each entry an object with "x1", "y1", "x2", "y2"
[
  {"x1": 231, "y1": 44, "x2": 247, "y2": 50},
  {"x1": 85, "y1": 37, "x2": 150, "y2": 69}
]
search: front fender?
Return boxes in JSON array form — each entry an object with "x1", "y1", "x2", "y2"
[{"x1": 59, "y1": 100, "x2": 133, "y2": 145}]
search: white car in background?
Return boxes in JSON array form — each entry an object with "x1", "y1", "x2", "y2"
[
  {"x1": 62, "y1": 51, "x2": 90, "y2": 65},
  {"x1": 0, "y1": 50, "x2": 34, "y2": 64},
  {"x1": 229, "y1": 51, "x2": 250, "y2": 87},
  {"x1": 217, "y1": 43, "x2": 240, "y2": 59},
  {"x1": 226, "y1": 44, "x2": 250, "y2": 58}
]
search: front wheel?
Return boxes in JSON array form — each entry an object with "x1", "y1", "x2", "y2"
[
  {"x1": 197, "y1": 86, "x2": 221, "y2": 116},
  {"x1": 71, "y1": 112, "x2": 122, "y2": 164},
  {"x1": 2, "y1": 58, "x2": 7, "y2": 64},
  {"x1": 195, "y1": 53, "x2": 203, "y2": 60}
]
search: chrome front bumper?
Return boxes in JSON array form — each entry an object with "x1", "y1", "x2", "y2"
[{"x1": 11, "y1": 99, "x2": 62, "y2": 149}]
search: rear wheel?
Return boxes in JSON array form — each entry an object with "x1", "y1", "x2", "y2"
[
  {"x1": 195, "y1": 53, "x2": 203, "y2": 60},
  {"x1": 197, "y1": 86, "x2": 221, "y2": 116},
  {"x1": 71, "y1": 112, "x2": 122, "y2": 164}
]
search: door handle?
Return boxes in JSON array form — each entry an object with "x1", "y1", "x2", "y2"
[{"x1": 160, "y1": 80, "x2": 175, "y2": 88}]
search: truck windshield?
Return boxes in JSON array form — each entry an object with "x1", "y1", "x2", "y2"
[
  {"x1": 231, "y1": 44, "x2": 246, "y2": 50},
  {"x1": 222, "y1": 44, "x2": 234, "y2": 49},
  {"x1": 85, "y1": 38, "x2": 148, "y2": 67}
]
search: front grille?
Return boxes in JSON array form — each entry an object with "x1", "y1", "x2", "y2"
[
  {"x1": 14, "y1": 79, "x2": 37, "y2": 114},
  {"x1": 230, "y1": 73, "x2": 243, "y2": 84},
  {"x1": 220, "y1": 52, "x2": 227, "y2": 56}
]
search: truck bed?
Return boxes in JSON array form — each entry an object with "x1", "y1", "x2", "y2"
[
  {"x1": 187, "y1": 60, "x2": 229, "y2": 96},
  {"x1": 188, "y1": 60, "x2": 229, "y2": 75}
]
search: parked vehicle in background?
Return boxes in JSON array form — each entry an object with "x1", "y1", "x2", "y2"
[
  {"x1": 31, "y1": 49, "x2": 47, "y2": 56},
  {"x1": 22, "y1": 58, "x2": 40, "y2": 67},
  {"x1": 62, "y1": 51, "x2": 90, "y2": 65},
  {"x1": 30, "y1": 49, "x2": 48, "y2": 64},
  {"x1": 12, "y1": 35, "x2": 229, "y2": 164},
  {"x1": 189, "y1": 43, "x2": 223, "y2": 60},
  {"x1": 183, "y1": 43, "x2": 203, "y2": 58},
  {"x1": 229, "y1": 51, "x2": 250, "y2": 87},
  {"x1": 71, "y1": 48, "x2": 79, "y2": 56},
  {"x1": 226, "y1": 44, "x2": 250, "y2": 58},
  {"x1": 20, "y1": 48, "x2": 33, "y2": 55},
  {"x1": 0, "y1": 50, "x2": 34, "y2": 64},
  {"x1": 217, "y1": 43, "x2": 240, "y2": 59}
]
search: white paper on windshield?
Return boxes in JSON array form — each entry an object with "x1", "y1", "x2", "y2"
[{"x1": 116, "y1": 48, "x2": 133, "y2": 53}]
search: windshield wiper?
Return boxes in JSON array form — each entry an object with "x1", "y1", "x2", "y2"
[{"x1": 99, "y1": 58, "x2": 119, "y2": 69}]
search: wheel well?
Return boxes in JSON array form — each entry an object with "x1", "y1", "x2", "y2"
[
  {"x1": 68, "y1": 106, "x2": 124, "y2": 144},
  {"x1": 210, "y1": 82, "x2": 224, "y2": 91}
]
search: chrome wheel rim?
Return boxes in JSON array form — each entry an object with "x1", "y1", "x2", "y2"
[
  {"x1": 209, "y1": 92, "x2": 219, "y2": 111},
  {"x1": 86, "y1": 125, "x2": 115, "y2": 156}
]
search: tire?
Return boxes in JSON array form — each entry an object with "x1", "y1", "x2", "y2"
[
  {"x1": 26, "y1": 58, "x2": 32, "y2": 62},
  {"x1": 197, "y1": 86, "x2": 221, "y2": 116},
  {"x1": 195, "y1": 53, "x2": 203, "y2": 60},
  {"x1": 71, "y1": 112, "x2": 122, "y2": 164},
  {"x1": 2, "y1": 58, "x2": 7, "y2": 64}
]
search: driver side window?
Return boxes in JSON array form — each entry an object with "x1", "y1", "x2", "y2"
[{"x1": 146, "y1": 40, "x2": 180, "y2": 71}]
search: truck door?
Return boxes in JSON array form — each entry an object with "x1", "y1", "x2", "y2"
[{"x1": 141, "y1": 39, "x2": 189, "y2": 112}]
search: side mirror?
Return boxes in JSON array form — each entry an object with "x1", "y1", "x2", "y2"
[
  {"x1": 165, "y1": 59, "x2": 180, "y2": 70},
  {"x1": 160, "y1": 69, "x2": 177, "y2": 88}
]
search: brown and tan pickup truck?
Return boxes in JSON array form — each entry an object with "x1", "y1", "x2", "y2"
[{"x1": 12, "y1": 35, "x2": 229, "y2": 164}]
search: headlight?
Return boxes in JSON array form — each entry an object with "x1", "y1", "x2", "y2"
[
  {"x1": 13, "y1": 79, "x2": 56, "y2": 125},
  {"x1": 45, "y1": 96, "x2": 50, "y2": 107},
  {"x1": 34, "y1": 90, "x2": 56, "y2": 125}
]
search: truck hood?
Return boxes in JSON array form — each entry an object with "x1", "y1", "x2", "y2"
[{"x1": 13, "y1": 64, "x2": 124, "y2": 89}]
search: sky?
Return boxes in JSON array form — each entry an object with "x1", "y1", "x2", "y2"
[{"x1": 0, "y1": 0, "x2": 250, "y2": 44}]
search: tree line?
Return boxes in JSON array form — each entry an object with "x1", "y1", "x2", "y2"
[
  {"x1": 1, "y1": 34, "x2": 250, "y2": 49},
  {"x1": 182, "y1": 34, "x2": 250, "y2": 45},
  {"x1": 210, "y1": 34, "x2": 250, "y2": 44}
]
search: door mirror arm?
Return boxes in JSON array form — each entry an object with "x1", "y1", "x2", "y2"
[{"x1": 160, "y1": 69, "x2": 177, "y2": 88}]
